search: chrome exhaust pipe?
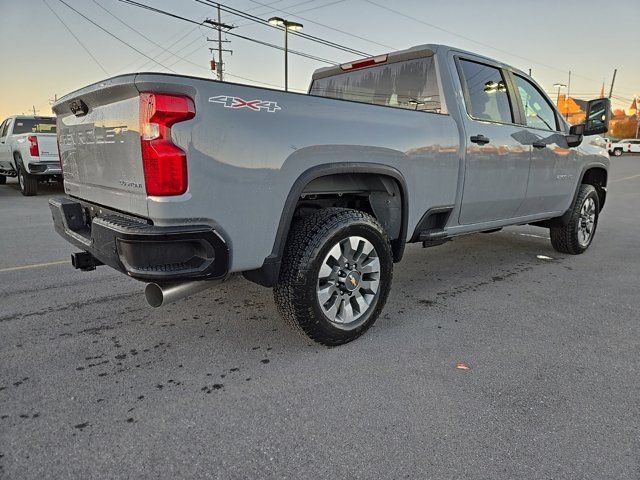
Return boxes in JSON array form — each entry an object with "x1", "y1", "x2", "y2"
[{"x1": 145, "y1": 279, "x2": 223, "y2": 308}]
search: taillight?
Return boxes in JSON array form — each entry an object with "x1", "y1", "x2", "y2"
[
  {"x1": 340, "y1": 54, "x2": 388, "y2": 71},
  {"x1": 28, "y1": 135, "x2": 39, "y2": 156},
  {"x1": 139, "y1": 92, "x2": 195, "y2": 196}
]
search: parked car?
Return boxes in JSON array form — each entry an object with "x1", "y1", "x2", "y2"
[
  {"x1": 0, "y1": 115, "x2": 61, "y2": 195},
  {"x1": 609, "y1": 138, "x2": 640, "y2": 156},
  {"x1": 49, "y1": 44, "x2": 610, "y2": 345}
]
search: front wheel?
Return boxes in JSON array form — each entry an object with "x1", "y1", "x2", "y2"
[
  {"x1": 274, "y1": 208, "x2": 393, "y2": 346},
  {"x1": 550, "y1": 184, "x2": 599, "y2": 255},
  {"x1": 0, "y1": 175, "x2": 6, "y2": 185}
]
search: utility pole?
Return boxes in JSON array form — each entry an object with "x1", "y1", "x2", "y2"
[
  {"x1": 31, "y1": 105, "x2": 39, "y2": 116},
  {"x1": 566, "y1": 70, "x2": 571, "y2": 120},
  {"x1": 635, "y1": 97, "x2": 640, "y2": 139},
  {"x1": 48, "y1": 94, "x2": 58, "y2": 114},
  {"x1": 204, "y1": 5, "x2": 234, "y2": 81},
  {"x1": 608, "y1": 69, "x2": 617, "y2": 99}
]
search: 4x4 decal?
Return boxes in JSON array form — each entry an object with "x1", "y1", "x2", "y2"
[{"x1": 208, "y1": 95, "x2": 281, "y2": 113}]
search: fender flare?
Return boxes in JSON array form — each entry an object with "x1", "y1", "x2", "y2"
[
  {"x1": 534, "y1": 162, "x2": 608, "y2": 228},
  {"x1": 576, "y1": 162, "x2": 608, "y2": 211},
  {"x1": 243, "y1": 162, "x2": 409, "y2": 287}
]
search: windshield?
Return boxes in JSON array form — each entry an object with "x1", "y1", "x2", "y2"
[
  {"x1": 12, "y1": 118, "x2": 57, "y2": 135},
  {"x1": 310, "y1": 56, "x2": 441, "y2": 113}
]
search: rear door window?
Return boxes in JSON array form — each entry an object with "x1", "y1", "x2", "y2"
[
  {"x1": 458, "y1": 59, "x2": 513, "y2": 124},
  {"x1": 310, "y1": 56, "x2": 442, "y2": 113}
]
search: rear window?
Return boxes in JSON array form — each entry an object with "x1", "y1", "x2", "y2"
[
  {"x1": 310, "y1": 56, "x2": 442, "y2": 113},
  {"x1": 12, "y1": 118, "x2": 57, "y2": 135}
]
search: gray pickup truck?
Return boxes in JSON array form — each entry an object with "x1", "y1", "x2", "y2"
[{"x1": 50, "y1": 44, "x2": 611, "y2": 345}]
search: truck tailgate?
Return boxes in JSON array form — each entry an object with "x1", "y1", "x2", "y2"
[
  {"x1": 35, "y1": 134, "x2": 59, "y2": 159},
  {"x1": 53, "y1": 75, "x2": 148, "y2": 216}
]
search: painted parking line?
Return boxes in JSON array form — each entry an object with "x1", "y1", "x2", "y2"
[
  {"x1": 610, "y1": 173, "x2": 640, "y2": 183},
  {"x1": 0, "y1": 260, "x2": 68, "y2": 273}
]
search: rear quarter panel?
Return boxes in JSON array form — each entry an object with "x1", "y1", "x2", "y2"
[{"x1": 135, "y1": 74, "x2": 461, "y2": 272}]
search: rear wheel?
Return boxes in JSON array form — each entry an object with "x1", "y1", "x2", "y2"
[
  {"x1": 16, "y1": 157, "x2": 38, "y2": 196},
  {"x1": 550, "y1": 184, "x2": 599, "y2": 255},
  {"x1": 0, "y1": 175, "x2": 6, "y2": 185},
  {"x1": 612, "y1": 148, "x2": 623, "y2": 157},
  {"x1": 274, "y1": 208, "x2": 393, "y2": 346}
]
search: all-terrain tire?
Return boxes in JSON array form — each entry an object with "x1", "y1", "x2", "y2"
[
  {"x1": 274, "y1": 208, "x2": 393, "y2": 346},
  {"x1": 550, "y1": 184, "x2": 599, "y2": 255},
  {"x1": 16, "y1": 156, "x2": 38, "y2": 196}
]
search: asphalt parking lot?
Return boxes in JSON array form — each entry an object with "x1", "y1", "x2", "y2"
[{"x1": 1, "y1": 156, "x2": 639, "y2": 479}]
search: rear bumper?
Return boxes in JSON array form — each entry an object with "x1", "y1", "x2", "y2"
[
  {"x1": 28, "y1": 161, "x2": 62, "y2": 175},
  {"x1": 49, "y1": 196, "x2": 229, "y2": 281}
]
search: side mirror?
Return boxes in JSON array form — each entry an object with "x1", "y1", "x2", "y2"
[
  {"x1": 566, "y1": 123, "x2": 584, "y2": 148},
  {"x1": 583, "y1": 98, "x2": 611, "y2": 136}
]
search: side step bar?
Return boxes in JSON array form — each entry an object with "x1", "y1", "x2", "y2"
[{"x1": 419, "y1": 229, "x2": 451, "y2": 248}]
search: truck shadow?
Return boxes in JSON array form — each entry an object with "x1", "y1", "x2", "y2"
[
  {"x1": 163, "y1": 227, "x2": 561, "y2": 348},
  {"x1": 0, "y1": 226, "x2": 569, "y2": 436},
  {"x1": 1, "y1": 177, "x2": 64, "y2": 197}
]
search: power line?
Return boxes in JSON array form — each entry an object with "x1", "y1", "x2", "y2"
[
  {"x1": 118, "y1": 0, "x2": 338, "y2": 65},
  {"x1": 197, "y1": 0, "x2": 372, "y2": 57},
  {"x1": 127, "y1": 27, "x2": 201, "y2": 72},
  {"x1": 364, "y1": 0, "x2": 606, "y2": 87},
  {"x1": 163, "y1": 35, "x2": 209, "y2": 69},
  {"x1": 56, "y1": 0, "x2": 177, "y2": 73},
  {"x1": 60, "y1": 0, "x2": 309, "y2": 90},
  {"x1": 43, "y1": 0, "x2": 109, "y2": 75},
  {"x1": 234, "y1": 0, "x2": 318, "y2": 28},
  {"x1": 90, "y1": 0, "x2": 202, "y2": 71},
  {"x1": 243, "y1": 0, "x2": 397, "y2": 51}
]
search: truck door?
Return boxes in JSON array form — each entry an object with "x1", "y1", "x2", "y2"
[
  {"x1": 0, "y1": 119, "x2": 12, "y2": 170},
  {"x1": 456, "y1": 58, "x2": 531, "y2": 224},
  {"x1": 509, "y1": 73, "x2": 577, "y2": 216}
]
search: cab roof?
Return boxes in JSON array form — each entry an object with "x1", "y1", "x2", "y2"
[{"x1": 311, "y1": 43, "x2": 527, "y2": 81}]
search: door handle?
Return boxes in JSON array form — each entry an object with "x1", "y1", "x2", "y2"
[
  {"x1": 470, "y1": 134, "x2": 490, "y2": 145},
  {"x1": 532, "y1": 141, "x2": 547, "y2": 149}
]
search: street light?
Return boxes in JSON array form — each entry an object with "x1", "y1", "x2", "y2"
[
  {"x1": 268, "y1": 16, "x2": 303, "y2": 92},
  {"x1": 553, "y1": 83, "x2": 567, "y2": 107}
]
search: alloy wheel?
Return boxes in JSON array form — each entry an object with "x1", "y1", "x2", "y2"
[
  {"x1": 577, "y1": 197, "x2": 596, "y2": 247},
  {"x1": 316, "y1": 236, "x2": 380, "y2": 330}
]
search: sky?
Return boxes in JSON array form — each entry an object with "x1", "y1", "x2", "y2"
[{"x1": 1, "y1": 0, "x2": 639, "y2": 120}]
